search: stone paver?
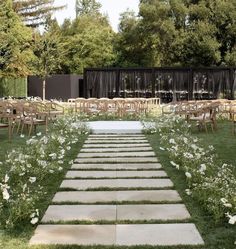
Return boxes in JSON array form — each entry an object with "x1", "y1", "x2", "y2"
[
  {"x1": 75, "y1": 157, "x2": 158, "y2": 163},
  {"x1": 30, "y1": 131, "x2": 204, "y2": 246},
  {"x1": 77, "y1": 151, "x2": 155, "y2": 158},
  {"x1": 53, "y1": 190, "x2": 182, "y2": 203},
  {"x1": 85, "y1": 140, "x2": 148, "y2": 144},
  {"x1": 117, "y1": 204, "x2": 191, "y2": 220},
  {"x1": 83, "y1": 143, "x2": 150, "y2": 148},
  {"x1": 116, "y1": 224, "x2": 204, "y2": 246},
  {"x1": 81, "y1": 147, "x2": 152, "y2": 152},
  {"x1": 42, "y1": 205, "x2": 116, "y2": 222},
  {"x1": 89, "y1": 134, "x2": 146, "y2": 138},
  {"x1": 42, "y1": 204, "x2": 190, "y2": 222},
  {"x1": 60, "y1": 179, "x2": 173, "y2": 190},
  {"x1": 87, "y1": 121, "x2": 143, "y2": 134},
  {"x1": 72, "y1": 163, "x2": 162, "y2": 170},
  {"x1": 30, "y1": 224, "x2": 204, "y2": 245},
  {"x1": 87, "y1": 137, "x2": 147, "y2": 141},
  {"x1": 66, "y1": 170, "x2": 167, "y2": 179},
  {"x1": 30, "y1": 225, "x2": 116, "y2": 245}
]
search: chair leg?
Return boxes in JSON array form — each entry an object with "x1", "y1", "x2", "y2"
[
  {"x1": 21, "y1": 123, "x2": 25, "y2": 134},
  {"x1": 28, "y1": 124, "x2": 33, "y2": 136}
]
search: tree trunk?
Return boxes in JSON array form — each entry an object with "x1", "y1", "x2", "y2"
[{"x1": 43, "y1": 79, "x2": 46, "y2": 100}]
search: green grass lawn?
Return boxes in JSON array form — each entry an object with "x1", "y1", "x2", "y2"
[
  {"x1": 0, "y1": 120, "x2": 235, "y2": 249},
  {"x1": 147, "y1": 119, "x2": 236, "y2": 249}
]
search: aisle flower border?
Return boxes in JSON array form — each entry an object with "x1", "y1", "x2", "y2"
[
  {"x1": 142, "y1": 114, "x2": 236, "y2": 225},
  {"x1": 0, "y1": 115, "x2": 88, "y2": 229}
]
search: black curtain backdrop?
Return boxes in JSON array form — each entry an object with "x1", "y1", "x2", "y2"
[{"x1": 84, "y1": 67, "x2": 236, "y2": 102}]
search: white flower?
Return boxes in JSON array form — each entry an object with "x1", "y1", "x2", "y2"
[
  {"x1": 58, "y1": 160, "x2": 63, "y2": 164},
  {"x1": 30, "y1": 217, "x2": 39, "y2": 225},
  {"x1": 223, "y1": 203, "x2": 232, "y2": 208},
  {"x1": 2, "y1": 188, "x2": 10, "y2": 200},
  {"x1": 66, "y1": 146, "x2": 71, "y2": 151},
  {"x1": 29, "y1": 177, "x2": 36, "y2": 183},
  {"x1": 169, "y1": 138, "x2": 175, "y2": 144},
  {"x1": 220, "y1": 198, "x2": 228, "y2": 204},
  {"x1": 170, "y1": 161, "x2": 180, "y2": 170},
  {"x1": 159, "y1": 147, "x2": 165, "y2": 151},
  {"x1": 183, "y1": 137, "x2": 188, "y2": 144},
  {"x1": 185, "y1": 172, "x2": 192, "y2": 178},
  {"x1": 199, "y1": 164, "x2": 207, "y2": 173},
  {"x1": 58, "y1": 167, "x2": 63, "y2": 171},
  {"x1": 49, "y1": 153, "x2": 57, "y2": 160},
  {"x1": 185, "y1": 189, "x2": 192, "y2": 196},
  {"x1": 20, "y1": 134, "x2": 25, "y2": 138},
  {"x1": 4, "y1": 174, "x2": 9, "y2": 183},
  {"x1": 226, "y1": 213, "x2": 236, "y2": 225},
  {"x1": 36, "y1": 132, "x2": 42, "y2": 136}
]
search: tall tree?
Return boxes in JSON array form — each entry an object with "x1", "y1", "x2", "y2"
[
  {"x1": 0, "y1": 0, "x2": 32, "y2": 78},
  {"x1": 59, "y1": 15, "x2": 115, "y2": 74},
  {"x1": 75, "y1": 0, "x2": 101, "y2": 17},
  {"x1": 31, "y1": 18, "x2": 64, "y2": 100},
  {"x1": 12, "y1": 0, "x2": 65, "y2": 27}
]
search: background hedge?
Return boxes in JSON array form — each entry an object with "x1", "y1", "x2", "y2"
[{"x1": 0, "y1": 78, "x2": 27, "y2": 97}]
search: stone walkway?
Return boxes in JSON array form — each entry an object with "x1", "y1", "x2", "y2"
[{"x1": 30, "y1": 134, "x2": 204, "y2": 246}]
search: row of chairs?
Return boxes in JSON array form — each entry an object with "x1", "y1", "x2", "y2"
[
  {"x1": 70, "y1": 98, "x2": 159, "y2": 117},
  {"x1": 162, "y1": 100, "x2": 236, "y2": 133},
  {"x1": 0, "y1": 100, "x2": 64, "y2": 138}
]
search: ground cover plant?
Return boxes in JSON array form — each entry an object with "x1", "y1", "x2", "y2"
[
  {"x1": 144, "y1": 115, "x2": 236, "y2": 248},
  {"x1": 0, "y1": 115, "x2": 88, "y2": 248}
]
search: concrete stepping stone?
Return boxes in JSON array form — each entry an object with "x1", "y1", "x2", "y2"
[
  {"x1": 42, "y1": 205, "x2": 116, "y2": 222},
  {"x1": 81, "y1": 147, "x2": 153, "y2": 152},
  {"x1": 72, "y1": 163, "x2": 162, "y2": 170},
  {"x1": 116, "y1": 224, "x2": 204, "y2": 246},
  {"x1": 87, "y1": 137, "x2": 147, "y2": 141},
  {"x1": 53, "y1": 190, "x2": 182, "y2": 203},
  {"x1": 77, "y1": 151, "x2": 156, "y2": 158},
  {"x1": 60, "y1": 179, "x2": 173, "y2": 190},
  {"x1": 83, "y1": 143, "x2": 150, "y2": 148},
  {"x1": 66, "y1": 170, "x2": 167, "y2": 179},
  {"x1": 89, "y1": 133, "x2": 146, "y2": 138},
  {"x1": 85, "y1": 140, "x2": 148, "y2": 144},
  {"x1": 75, "y1": 157, "x2": 158, "y2": 163},
  {"x1": 30, "y1": 224, "x2": 204, "y2": 245},
  {"x1": 41, "y1": 204, "x2": 190, "y2": 223},
  {"x1": 117, "y1": 204, "x2": 190, "y2": 221},
  {"x1": 30, "y1": 225, "x2": 116, "y2": 245}
]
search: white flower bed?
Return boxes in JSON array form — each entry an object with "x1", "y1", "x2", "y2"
[
  {"x1": 143, "y1": 114, "x2": 236, "y2": 225},
  {"x1": 0, "y1": 115, "x2": 88, "y2": 229}
]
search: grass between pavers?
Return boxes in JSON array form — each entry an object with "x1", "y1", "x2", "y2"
[
  {"x1": 64, "y1": 177, "x2": 168, "y2": 180},
  {"x1": 146, "y1": 122, "x2": 236, "y2": 249},
  {"x1": 51, "y1": 201, "x2": 183, "y2": 205},
  {"x1": 0, "y1": 128, "x2": 88, "y2": 249},
  {"x1": 41, "y1": 219, "x2": 193, "y2": 225},
  {"x1": 59, "y1": 187, "x2": 174, "y2": 192}
]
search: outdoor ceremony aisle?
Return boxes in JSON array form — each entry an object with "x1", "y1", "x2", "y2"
[{"x1": 30, "y1": 133, "x2": 204, "y2": 246}]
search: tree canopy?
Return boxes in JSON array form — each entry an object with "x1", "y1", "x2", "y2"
[
  {"x1": 75, "y1": 0, "x2": 101, "y2": 17},
  {"x1": 12, "y1": 0, "x2": 65, "y2": 27},
  {"x1": 0, "y1": 0, "x2": 33, "y2": 78},
  {"x1": 115, "y1": 0, "x2": 236, "y2": 67}
]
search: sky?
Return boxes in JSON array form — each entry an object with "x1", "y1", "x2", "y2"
[{"x1": 53, "y1": 0, "x2": 140, "y2": 32}]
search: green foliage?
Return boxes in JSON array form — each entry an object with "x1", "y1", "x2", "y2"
[
  {"x1": 116, "y1": 0, "x2": 236, "y2": 67},
  {"x1": 59, "y1": 15, "x2": 116, "y2": 74},
  {"x1": 31, "y1": 18, "x2": 65, "y2": 79},
  {"x1": 0, "y1": 0, "x2": 33, "y2": 78},
  {"x1": 0, "y1": 115, "x2": 88, "y2": 229},
  {"x1": 0, "y1": 78, "x2": 27, "y2": 97},
  {"x1": 13, "y1": 0, "x2": 65, "y2": 27},
  {"x1": 75, "y1": 0, "x2": 101, "y2": 17}
]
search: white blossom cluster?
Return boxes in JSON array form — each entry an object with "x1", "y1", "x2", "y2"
[
  {"x1": 0, "y1": 115, "x2": 88, "y2": 229},
  {"x1": 144, "y1": 114, "x2": 236, "y2": 225}
]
